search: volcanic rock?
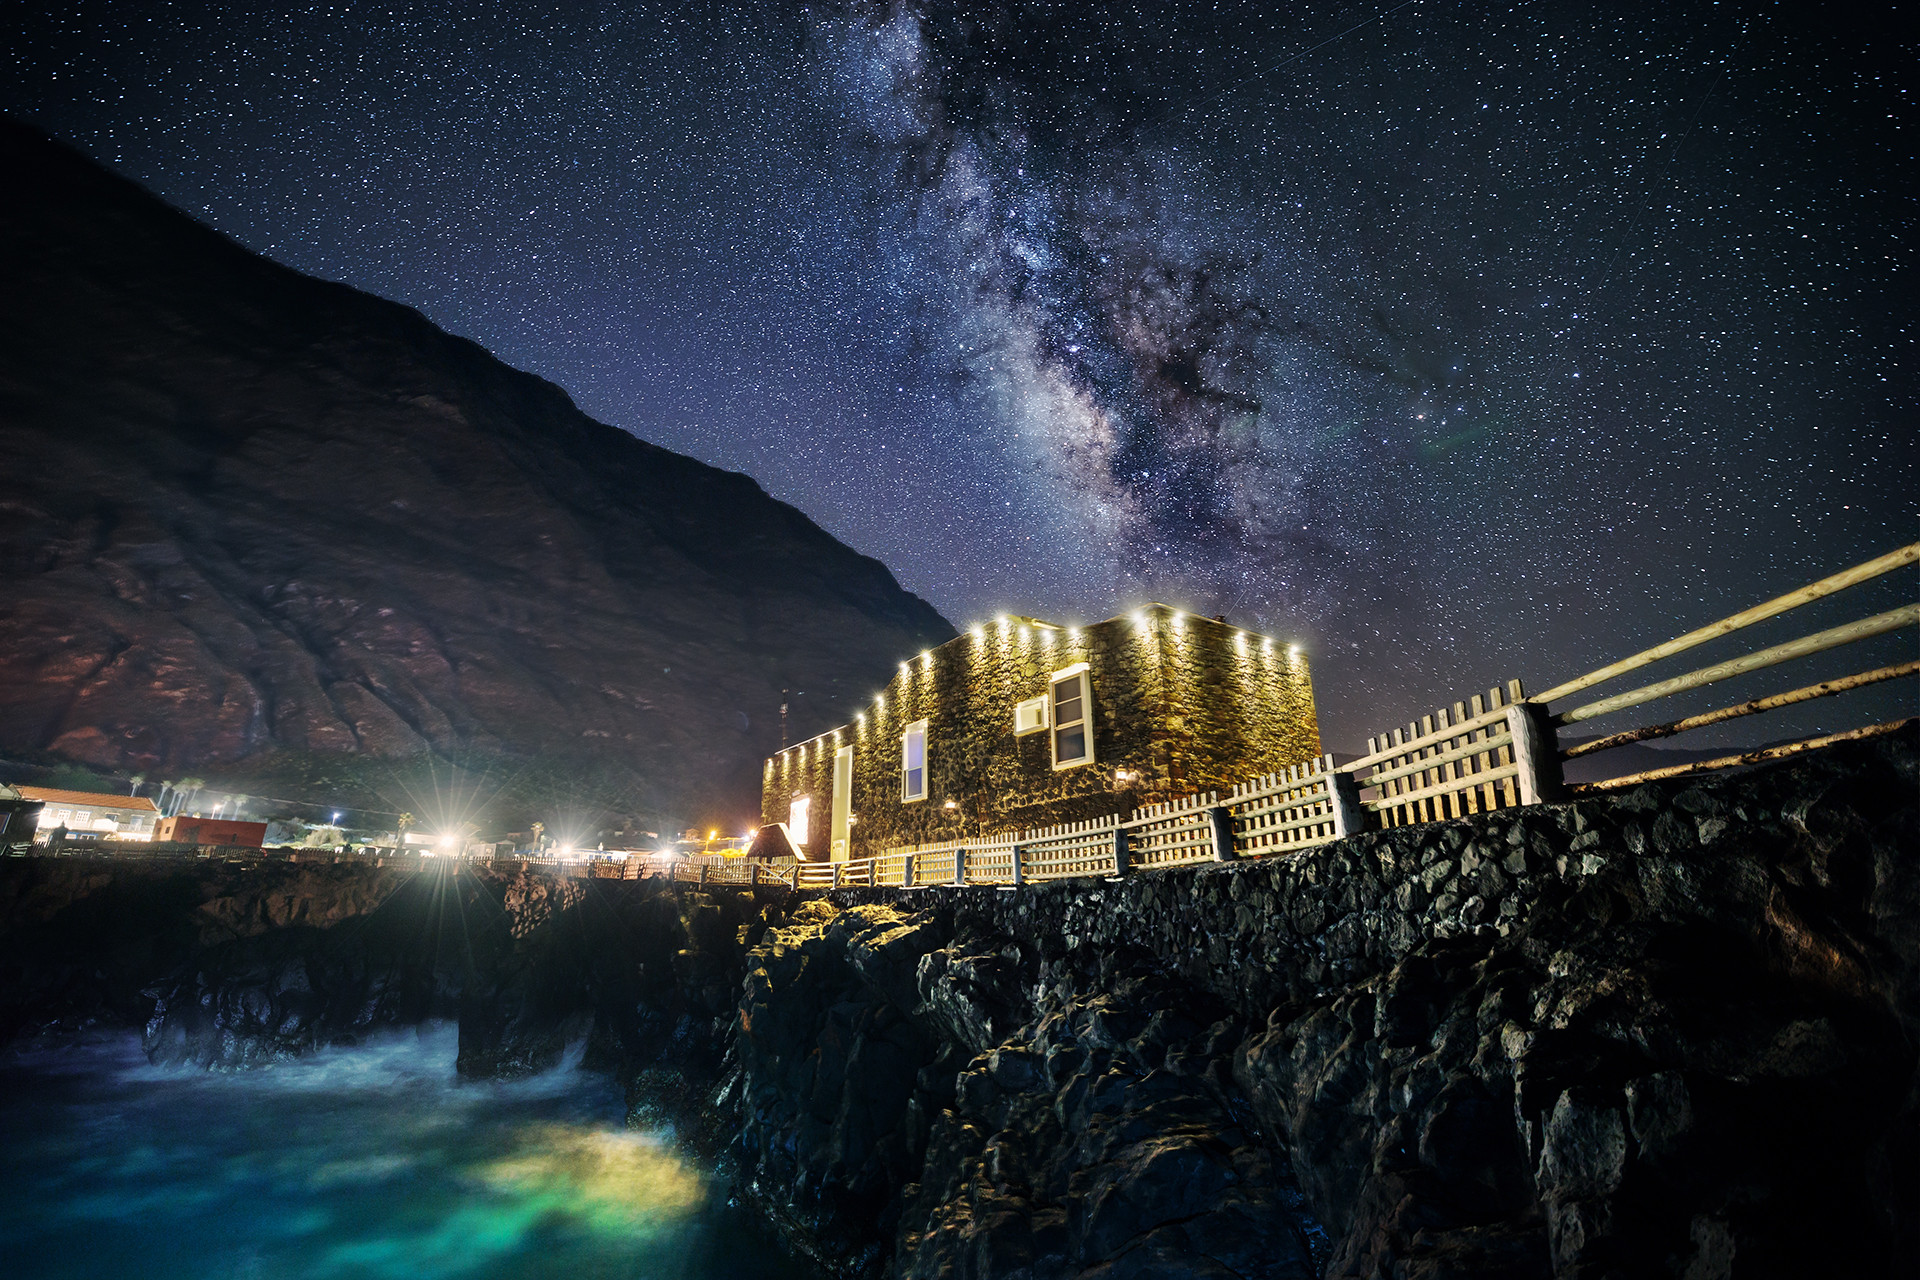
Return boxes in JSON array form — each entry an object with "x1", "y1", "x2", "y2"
[{"x1": 4, "y1": 731, "x2": 1915, "y2": 1277}]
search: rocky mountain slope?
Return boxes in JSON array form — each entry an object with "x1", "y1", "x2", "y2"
[{"x1": 0, "y1": 120, "x2": 952, "y2": 818}]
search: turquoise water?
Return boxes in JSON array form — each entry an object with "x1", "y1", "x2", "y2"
[{"x1": 0, "y1": 1027, "x2": 807, "y2": 1280}]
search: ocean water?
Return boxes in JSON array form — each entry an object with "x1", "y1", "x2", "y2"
[{"x1": 0, "y1": 1026, "x2": 808, "y2": 1280}]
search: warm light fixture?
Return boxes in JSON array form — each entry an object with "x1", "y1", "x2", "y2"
[{"x1": 943, "y1": 798, "x2": 957, "y2": 809}]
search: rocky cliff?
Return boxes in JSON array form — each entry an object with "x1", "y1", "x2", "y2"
[
  {"x1": 720, "y1": 731, "x2": 1919, "y2": 1279},
  {"x1": 2, "y1": 730, "x2": 1915, "y2": 1278},
  {"x1": 0, "y1": 120, "x2": 952, "y2": 816}
]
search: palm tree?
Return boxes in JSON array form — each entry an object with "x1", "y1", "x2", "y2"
[
  {"x1": 529, "y1": 821, "x2": 545, "y2": 853},
  {"x1": 128, "y1": 773, "x2": 146, "y2": 796},
  {"x1": 395, "y1": 812, "x2": 416, "y2": 846},
  {"x1": 157, "y1": 781, "x2": 174, "y2": 813},
  {"x1": 176, "y1": 778, "x2": 207, "y2": 816}
]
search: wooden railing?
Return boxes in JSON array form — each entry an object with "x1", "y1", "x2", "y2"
[{"x1": 1532, "y1": 542, "x2": 1918, "y2": 792}]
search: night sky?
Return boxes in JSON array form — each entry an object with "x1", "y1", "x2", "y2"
[{"x1": 6, "y1": 1, "x2": 1913, "y2": 752}]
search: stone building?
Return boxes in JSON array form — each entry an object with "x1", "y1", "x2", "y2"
[{"x1": 760, "y1": 605, "x2": 1321, "y2": 861}]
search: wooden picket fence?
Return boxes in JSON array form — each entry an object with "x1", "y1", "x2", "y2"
[{"x1": 1350, "y1": 681, "x2": 1528, "y2": 825}]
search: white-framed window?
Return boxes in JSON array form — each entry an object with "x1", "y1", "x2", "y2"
[
  {"x1": 901, "y1": 719, "x2": 928, "y2": 802},
  {"x1": 1049, "y1": 664, "x2": 1094, "y2": 769},
  {"x1": 788, "y1": 796, "x2": 811, "y2": 847},
  {"x1": 1013, "y1": 696, "x2": 1049, "y2": 736}
]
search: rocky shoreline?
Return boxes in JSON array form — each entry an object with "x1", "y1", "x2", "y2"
[{"x1": 2, "y1": 729, "x2": 1915, "y2": 1278}]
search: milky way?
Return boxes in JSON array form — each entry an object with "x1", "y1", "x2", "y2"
[{"x1": 5, "y1": 1, "x2": 1912, "y2": 748}]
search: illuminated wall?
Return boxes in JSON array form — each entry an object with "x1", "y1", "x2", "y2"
[{"x1": 761, "y1": 605, "x2": 1320, "y2": 860}]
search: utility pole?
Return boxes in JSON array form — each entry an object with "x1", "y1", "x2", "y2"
[{"x1": 780, "y1": 688, "x2": 788, "y2": 749}]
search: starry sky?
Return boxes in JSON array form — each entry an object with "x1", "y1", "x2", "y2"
[{"x1": 6, "y1": 0, "x2": 1914, "y2": 752}]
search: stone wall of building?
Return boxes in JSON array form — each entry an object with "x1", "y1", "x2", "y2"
[
  {"x1": 765, "y1": 726, "x2": 844, "y2": 858},
  {"x1": 762, "y1": 606, "x2": 1320, "y2": 859}
]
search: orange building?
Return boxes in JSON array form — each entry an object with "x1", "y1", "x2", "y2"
[{"x1": 154, "y1": 816, "x2": 268, "y2": 848}]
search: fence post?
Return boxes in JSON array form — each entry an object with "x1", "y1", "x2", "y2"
[
  {"x1": 902, "y1": 851, "x2": 915, "y2": 889},
  {"x1": 1208, "y1": 807, "x2": 1237, "y2": 861},
  {"x1": 1111, "y1": 826, "x2": 1130, "y2": 877},
  {"x1": 831, "y1": 863, "x2": 842, "y2": 890},
  {"x1": 955, "y1": 848, "x2": 968, "y2": 886},
  {"x1": 1011, "y1": 845, "x2": 1025, "y2": 886},
  {"x1": 1506, "y1": 701, "x2": 1566, "y2": 805},
  {"x1": 1327, "y1": 770, "x2": 1365, "y2": 839},
  {"x1": 698, "y1": 864, "x2": 708, "y2": 886}
]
